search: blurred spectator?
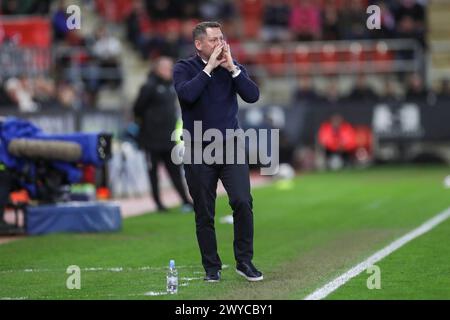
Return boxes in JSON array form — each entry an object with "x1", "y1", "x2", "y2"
[
  {"x1": 4, "y1": 76, "x2": 38, "y2": 112},
  {"x1": 318, "y1": 114, "x2": 357, "y2": 169},
  {"x1": 0, "y1": 78, "x2": 16, "y2": 107},
  {"x1": 159, "y1": 27, "x2": 182, "y2": 59},
  {"x1": 321, "y1": 0, "x2": 339, "y2": 40},
  {"x1": 396, "y1": 16, "x2": 425, "y2": 47},
  {"x1": 379, "y1": 78, "x2": 401, "y2": 103},
  {"x1": 395, "y1": 0, "x2": 426, "y2": 27},
  {"x1": 323, "y1": 78, "x2": 341, "y2": 105},
  {"x1": 178, "y1": 20, "x2": 197, "y2": 58},
  {"x1": 338, "y1": 0, "x2": 368, "y2": 40},
  {"x1": 179, "y1": 0, "x2": 200, "y2": 19},
  {"x1": 199, "y1": 0, "x2": 236, "y2": 22},
  {"x1": 52, "y1": 0, "x2": 70, "y2": 42},
  {"x1": 133, "y1": 56, "x2": 192, "y2": 212},
  {"x1": 33, "y1": 76, "x2": 59, "y2": 109},
  {"x1": 405, "y1": 73, "x2": 427, "y2": 101},
  {"x1": 437, "y1": 79, "x2": 450, "y2": 100},
  {"x1": 261, "y1": 0, "x2": 291, "y2": 42},
  {"x1": 347, "y1": 74, "x2": 378, "y2": 102},
  {"x1": 91, "y1": 25, "x2": 123, "y2": 88},
  {"x1": 145, "y1": 0, "x2": 178, "y2": 20},
  {"x1": 1, "y1": 0, "x2": 19, "y2": 15},
  {"x1": 370, "y1": 1, "x2": 396, "y2": 39},
  {"x1": 55, "y1": 81, "x2": 77, "y2": 109},
  {"x1": 292, "y1": 76, "x2": 319, "y2": 106},
  {"x1": 394, "y1": 0, "x2": 426, "y2": 47},
  {"x1": 126, "y1": 0, "x2": 161, "y2": 59},
  {"x1": 289, "y1": 0, "x2": 322, "y2": 41},
  {"x1": 126, "y1": 0, "x2": 145, "y2": 48},
  {"x1": 1, "y1": 0, "x2": 50, "y2": 15},
  {"x1": 29, "y1": 0, "x2": 51, "y2": 15}
]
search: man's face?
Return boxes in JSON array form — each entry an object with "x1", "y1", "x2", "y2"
[
  {"x1": 156, "y1": 58, "x2": 173, "y2": 81},
  {"x1": 195, "y1": 27, "x2": 225, "y2": 60}
]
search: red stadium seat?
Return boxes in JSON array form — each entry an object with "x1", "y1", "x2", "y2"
[
  {"x1": 162, "y1": 19, "x2": 182, "y2": 34},
  {"x1": 340, "y1": 42, "x2": 365, "y2": 72},
  {"x1": 320, "y1": 44, "x2": 338, "y2": 74},
  {"x1": 373, "y1": 41, "x2": 394, "y2": 72},
  {"x1": 95, "y1": 0, "x2": 133, "y2": 22},
  {"x1": 239, "y1": 0, "x2": 263, "y2": 39},
  {"x1": 258, "y1": 46, "x2": 288, "y2": 76},
  {"x1": 293, "y1": 44, "x2": 312, "y2": 74}
]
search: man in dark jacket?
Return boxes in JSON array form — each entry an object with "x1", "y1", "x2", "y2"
[
  {"x1": 173, "y1": 22, "x2": 263, "y2": 283},
  {"x1": 133, "y1": 56, "x2": 192, "y2": 212}
]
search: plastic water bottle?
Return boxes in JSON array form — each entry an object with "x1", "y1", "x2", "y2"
[{"x1": 167, "y1": 259, "x2": 178, "y2": 294}]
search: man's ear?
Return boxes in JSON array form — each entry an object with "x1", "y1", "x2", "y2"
[{"x1": 194, "y1": 39, "x2": 202, "y2": 51}]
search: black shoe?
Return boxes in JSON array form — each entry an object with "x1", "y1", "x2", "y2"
[
  {"x1": 236, "y1": 262, "x2": 263, "y2": 282},
  {"x1": 204, "y1": 270, "x2": 221, "y2": 282}
]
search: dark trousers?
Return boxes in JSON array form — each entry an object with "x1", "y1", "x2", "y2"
[
  {"x1": 184, "y1": 157, "x2": 254, "y2": 273},
  {"x1": 147, "y1": 149, "x2": 190, "y2": 207}
]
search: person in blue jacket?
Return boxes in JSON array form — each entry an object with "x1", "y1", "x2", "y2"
[{"x1": 173, "y1": 21, "x2": 263, "y2": 282}]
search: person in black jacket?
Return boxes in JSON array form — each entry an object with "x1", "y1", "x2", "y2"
[
  {"x1": 173, "y1": 22, "x2": 263, "y2": 283},
  {"x1": 133, "y1": 56, "x2": 192, "y2": 213}
]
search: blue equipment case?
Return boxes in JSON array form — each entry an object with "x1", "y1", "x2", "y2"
[{"x1": 26, "y1": 201, "x2": 122, "y2": 235}]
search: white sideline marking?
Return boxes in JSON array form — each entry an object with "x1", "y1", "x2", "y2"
[
  {"x1": 144, "y1": 291, "x2": 168, "y2": 296},
  {"x1": 180, "y1": 277, "x2": 202, "y2": 281},
  {"x1": 0, "y1": 265, "x2": 203, "y2": 273},
  {"x1": 304, "y1": 207, "x2": 450, "y2": 300}
]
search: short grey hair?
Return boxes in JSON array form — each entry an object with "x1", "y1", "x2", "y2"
[{"x1": 192, "y1": 21, "x2": 222, "y2": 41}]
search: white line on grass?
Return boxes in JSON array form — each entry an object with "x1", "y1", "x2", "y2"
[
  {"x1": 304, "y1": 206, "x2": 450, "y2": 300},
  {"x1": 0, "y1": 264, "x2": 230, "y2": 274}
]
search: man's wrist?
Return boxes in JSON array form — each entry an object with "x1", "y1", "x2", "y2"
[
  {"x1": 229, "y1": 65, "x2": 241, "y2": 78},
  {"x1": 227, "y1": 64, "x2": 237, "y2": 72},
  {"x1": 203, "y1": 65, "x2": 213, "y2": 77}
]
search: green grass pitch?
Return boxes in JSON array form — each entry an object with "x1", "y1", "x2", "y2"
[{"x1": 0, "y1": 165, "x2": 449, "y2": 299}]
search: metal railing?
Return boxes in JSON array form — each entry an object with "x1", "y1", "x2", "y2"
[
  {"x1": 180, "y1": 38, "x2": 425, "y2": 79},
  {"x1": 0, "y1": 44, "x2": 52, "y2": 78},
  {"x1": 237, "y1": 38, "x2": 425, "y2": 78}
]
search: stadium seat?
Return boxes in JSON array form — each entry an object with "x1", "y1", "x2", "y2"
[
  {"x1": 293, "y1": 44, "x2": 312, "y2": 74},
  {"x1": 95, "y1": 0, "x2": 133, "y2": 22},
  {"x1": 258, "y1": 46, "x2": 288, "y2": 76},
  {"x1": 320, "y1": 44, "x2": 338, "y2": 74},
  {"x1": 239, "y1": 0, "x2": 263, "y2": 39},
  {"x1": 372, "y1": 42, "x2": 394, "y2": 72}
]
